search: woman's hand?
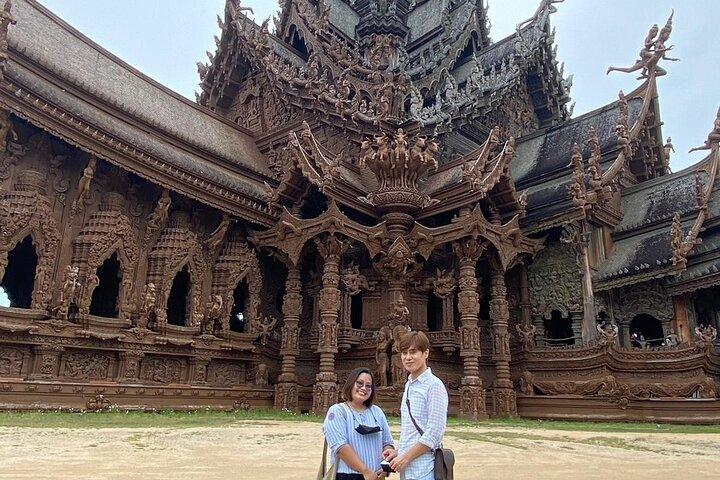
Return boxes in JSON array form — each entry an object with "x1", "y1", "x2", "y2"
[
  {"x1": 389, "y1": 455, "x2": 411, "y2": 473},
  {"x1": 361, "y1": 469, "x2": 379, "y2": 480}
]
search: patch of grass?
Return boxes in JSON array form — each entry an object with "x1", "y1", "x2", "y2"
[
  {"x1": 0, "y1": 409, "x2": 323, "y2": 429},
  {"x1": 446, "y1": 417, "x2": 720, "y2": 435}
]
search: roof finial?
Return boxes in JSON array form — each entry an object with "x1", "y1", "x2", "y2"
[
  {"x1": 689, "y1": 107, "x2": 720, "y2": 153},
  {"x1": 606, "y1": 11, "x2": 679, "y2": 80},
  {"x1": 516, "y1": 0, "x2": 564, "y2": 32}
]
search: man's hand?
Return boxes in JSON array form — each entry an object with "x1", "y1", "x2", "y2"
[
  {"x1": 382, "y1": 447, "x2": 397, "y2": 461},
  {"x1": 389, "y1": 455, "x2": 411, "y2": 473}
]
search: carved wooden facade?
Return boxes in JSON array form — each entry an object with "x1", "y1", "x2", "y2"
[{"x1": 0, "y1": 0, "x2": 718, "y2": 422}]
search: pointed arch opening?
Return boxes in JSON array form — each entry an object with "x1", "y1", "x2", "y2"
[
  {"x1": 1, "y1": 236, "x2": 38, "y2": 309},
  {"x1": 89, "y1": 252, "x2": 122, "y2": 318},
  {"x1": 230, "y1": 278, "x2": 249, "y2": 332},
  {"x1": 544, "y1": 309, "x2": 575, "y2": 345},
  {"x1": 167, "y1": 265, "x2": 191, "y2": 326}
]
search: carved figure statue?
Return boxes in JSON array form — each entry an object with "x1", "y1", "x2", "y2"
[
  {"x1": 607, "y1": 12, "x2": 678, "y2": 79},
  {"x1": 256, "y1": 316, "x2": 277, "y2": 345},
  {"x1": 145, "y1": 189, "x2": 171, "y2": 239},
  {"x1": 234, "y1": 0, "x2": 254, "y2": 15},
  {"x1": 664, "y1": 328, "x2": 679, "y2": 347},
  {"x1": 0, "y1": 109, "x2": 17, "y2": 150},
  {"x1": 517, "y1": 0, "x2": 564, "y2": 31},
  {"x1": 663, "y1": 137, "x2": 675, "y2": 159},
  {"x1": 54, "y1": 265, "x2": 80, "y2": 320},
  {"x1": 388, "y1": 294, "x2": 410, "y2": 326},
  {"x1": 255, "y1": 362, "x2": 269, "y2": 386},
  {"x1": 689, "y1": 107, "x2": 720, "y2": 153},
  {"x1": 71, "y1": 157, "x2": 97, "y2": 215},
  {"x1": 341, "y1": 263, "x2": 374, "y2": 295},
  {"x1": 596, "y1": 322, "x2": 619, "y2": 346},
  {"x1": 203, "y1": 294, "x2": 223, "y2": 335},
  {"x1": 137, "y1": 282, "x2": 157, "y2": 329},
  {"x1": 515, "y1": 323, "x2": 537, "y2": 351},
  {"x1": 375, "y1": 326, "x2": 391, "y2": 387},
  {"x1": 695, "y1": 324, "x2": 717, "y2": 348},
  {"x1": 206, "y1": 214, "x2": 232, "y2": 251},
  {"x1": 390, "y1": 324, "x2": 410, "y2": 386}
]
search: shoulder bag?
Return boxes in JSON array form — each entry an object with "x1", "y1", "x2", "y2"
[{"x1": 405, "y1": 394, "x2": 455, "y2": 480}]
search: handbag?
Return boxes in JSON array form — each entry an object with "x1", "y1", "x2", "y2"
[
  {"x1": 316, "y1": 438, "x2": 339, "y2": 480},
  {"x1": 317, "y1": 404, "x2": 348, "y2": 480},
  {"x1": 405, "y1": 394, "x2": 455, "y2": 480}
]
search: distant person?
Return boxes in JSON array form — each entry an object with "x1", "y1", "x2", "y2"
[
  {"x1": 390, "y1": 331, "x2": 450, "y2": 480},
  {"x1": 322, "y1": 368, "x2": 396, "y2": 480}
]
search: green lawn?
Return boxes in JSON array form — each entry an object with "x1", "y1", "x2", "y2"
[{"x1": 0, "y1": 410, "x2": 718, "y2": 434}]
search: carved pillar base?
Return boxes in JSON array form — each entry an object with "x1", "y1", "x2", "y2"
[
  {"x1": 460, "y1": 383, "x2": 488, "y2": 420},
  {"x1": 274, "y1": 381, "x2": 299, "y2": 412},
  {"x1": 29, "y1": 345, "x2": 64, "y2": 380},
  {"x1": 312, "y1": 374, "x2": 338, "y2": 415},
  {"x1": 117, "y1": 351, "x2": 144, "y2": 382},
  {"x1": 492, "y1": 387, "x2": 517, "y2": 418}
]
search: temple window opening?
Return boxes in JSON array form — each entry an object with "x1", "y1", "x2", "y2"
[
  {"x1": 0, "y1": 236, "x2": 38, "y2": 309},
  {"x1": 544, "y1": 310, "x2": 575, "y2": 346},
  {"x1": 350, "y1": 294, "x2": 362, "y2": 329},
  {"x1": 230, "y1": 279, "x2": 249, "y2": 332},
  {"x1": 166, "y1": 266, "x2": 191, "y2": 326},
  {"x1": 427, "y1": 294, "x2": 442, "y2": 331},
  {"x1": 89, "y1": 252, "x2": 122, "y2": 318},
  {"x1": 629, "y1": 314, "x2": 664, "y2": 347}
]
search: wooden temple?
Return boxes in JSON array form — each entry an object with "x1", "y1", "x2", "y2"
[{"x1": 0, "y1": 0, "x2": 718, "y2": 422}]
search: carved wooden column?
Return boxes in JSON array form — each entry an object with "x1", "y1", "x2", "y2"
[
  {"x1": 312, "y1": 234, "x2": 347, "y2": 414},
  {"x1": 117, "y1": 351, "x2": 144, "y2": 382},
  {"x1": 30, "y1": 345, "x2": 64, "y2": 380},
  {"x1": 518, "y1": 264, "x2": 532, "y2": 327},
  {"x1": 489, "y1": 261, "x2": 516, "y2": 417},
  {"x1": 275, "y1": 263, "x2": 302, "y2": 412},
  {"x1": 453, "y1": 238, "x2": 487, "y2": 420}
]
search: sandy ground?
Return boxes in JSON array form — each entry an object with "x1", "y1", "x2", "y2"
[{"x1": 1, "y1": 421, "x2": 719, "y2": 479}]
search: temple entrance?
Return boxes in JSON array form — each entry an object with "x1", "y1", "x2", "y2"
[
  {"x1": 0, "y1": 236, "x2": 38, "y2": 309},
  {"x1": 543, "y1": 310, "x2": 575, "y2": 345},
  {"x1": 89, "y1": 252, "x2": 122, "y2": 318},
  {"x1": 427, "y1": 294, "x2": 441, "y2": 331},
  {"x1": 693, "y1": 286, "x2": 720, "y2": 330},
  {"x1": 350, "y1": 295, "x2": 362, "y2": 329},
  {"x1": 629, "y1": 314, "x2": 664, "y2": 347},
  {"x1": 230, "y1": 279, "x2": 248, "y2": 332},
  {"x1": 166, "y1": 266, "x2": 191, "y2": 326}
]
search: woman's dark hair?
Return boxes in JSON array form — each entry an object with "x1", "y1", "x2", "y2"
[{"x1": 341, "y1": 367, "x2": 376, "y2": 407}]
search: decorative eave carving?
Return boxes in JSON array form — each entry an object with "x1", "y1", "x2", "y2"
[
  {"x1": 0, "y1": 79, "x2": 277, "y2": 226},
  {"x1": 249, "y1": 200, "x2": 387, "y2": 266},
  {"x1": 409, "y1": 205, "x2": 543, "y2": 270},
  {"x1": 287, "y1": 121, "x2": 340, "y2": 192},
  {"x1": 670, "y1": 112, "x2": 720, "y2": 269}
]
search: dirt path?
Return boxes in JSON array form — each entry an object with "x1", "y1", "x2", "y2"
[{"x1": 1, "y1": 421, "x2": 719, "y2": 479}]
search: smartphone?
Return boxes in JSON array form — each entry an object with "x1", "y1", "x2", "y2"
[{"x1": 380, "y1": 461, "x2": 394, "y2": 474}]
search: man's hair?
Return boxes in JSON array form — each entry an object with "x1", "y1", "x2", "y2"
[
  {"x1": 341, "y1": 367, "x2": 376, "y2": 407},
  {"x1": 398, "y1": 330, "x2": 430, "y2": 353}
]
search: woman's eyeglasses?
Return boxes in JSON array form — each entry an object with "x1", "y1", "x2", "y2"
[{"x1": 355, "y1": 381, "x2": 374, "y2": 391}]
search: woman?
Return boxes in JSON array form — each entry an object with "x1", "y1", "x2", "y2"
[{"x1": 323, "y1": 368, "x2": 396, "y2": 480}]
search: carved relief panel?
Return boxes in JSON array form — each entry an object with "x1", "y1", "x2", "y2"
[
  {"x1": 0, "y1": 346, "x2": 26, "y2": 377},
  {"x1": 61, "y1": 350, "x2": 112, "y2": 381},
  {"x1": 140, "y1": 356, "x2": 184, "y2": 384},
  {"x1": 527, "y1": 242, "x2": 582, "y2": 319}
]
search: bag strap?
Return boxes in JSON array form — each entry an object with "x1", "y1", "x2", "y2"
[{"x1": 405, "y1": 383, "x2": 425, "y2": 436}]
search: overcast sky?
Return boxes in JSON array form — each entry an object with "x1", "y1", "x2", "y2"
[{"x1": 1, "y1": 1, "x2": 718, "y2": 306}]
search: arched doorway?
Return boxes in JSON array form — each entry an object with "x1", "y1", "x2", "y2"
[
  {"x1": 167, "y1": 265, "x2": 191, "y2": 326},
  {"x1": 89, "y1": 252, "x2": 122, "y2": 318},
  {"x1": 543, "y1": 310, "x2": 575, "y2": 345},
  {"x1": 629, "y1": 314, "x2": 664, "y2": 347},
  {"x1": 0, "y1": 236, "x2": 38, "y2": 309}
]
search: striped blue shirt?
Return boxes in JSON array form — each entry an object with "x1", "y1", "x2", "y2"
[
  {"x1": 323, "y1": 402, "x2": 394, "y2": 474},
  {"x1": 399, "y1": 368, "x2": 448, "y2": 480}
]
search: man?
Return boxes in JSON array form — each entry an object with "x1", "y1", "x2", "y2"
[{"x1": 388, "y1": 331, "x2": 448, "y2": 480}]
